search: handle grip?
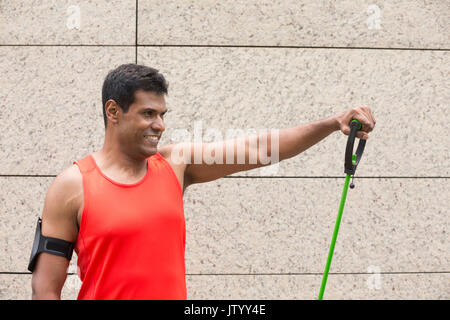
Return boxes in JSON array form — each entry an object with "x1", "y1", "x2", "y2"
[{"x1": 344, "y1": 120, "x2": 366, "y2": 175}]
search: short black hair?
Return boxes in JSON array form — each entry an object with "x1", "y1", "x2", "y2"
[{"x1": 101, "y1": 63, "x2": 169, "y2": 128}]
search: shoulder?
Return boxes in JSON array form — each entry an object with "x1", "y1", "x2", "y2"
[
  {"x1": 54, "y1": 163, "x2": 83, "y2": 192},
  {"x1": 46, "y1": 163, "x2": 83, "y2": 212},
  {"x1": 157, "y1": 144, "x2": 191, "y2": 191},
  {"x1": 157, "y1": 144, "x2": 187, "y2": 170},
  {"x1": 157, "y1": 144, "x2": 173, "y2": 161}
]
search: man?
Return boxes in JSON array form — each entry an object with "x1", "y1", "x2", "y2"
[{"x1": 30, "y1": 63, "x2": 375, "y2": 299}]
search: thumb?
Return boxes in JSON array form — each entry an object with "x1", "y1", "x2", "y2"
[{"x1": 341, "y1": 125, "x2": 350, "y2": 136}]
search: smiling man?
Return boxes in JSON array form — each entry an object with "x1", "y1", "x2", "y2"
[{"x1": 29, "y1": 63, "x2": 375, "y2": 300}]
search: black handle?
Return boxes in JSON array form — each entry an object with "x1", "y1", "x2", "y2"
[{"x1": 344, "y1": 120, "x2": 366, "y2": 175}]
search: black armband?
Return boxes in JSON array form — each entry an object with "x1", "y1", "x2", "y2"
[{"x1": 28, "y1": 217, "x2": 74, "y2": 272}]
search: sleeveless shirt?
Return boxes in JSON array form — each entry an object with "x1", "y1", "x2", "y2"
[{"x1": 73, "y1": 152, "x2": 186, "y2": 300}]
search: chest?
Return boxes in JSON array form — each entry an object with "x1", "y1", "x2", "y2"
[
  {"x1": 78, "y1": 179, "x2": 185, "y2": 241},
  {"x1": 75, "y1": 162, "x2": 185, "y2": 230}
]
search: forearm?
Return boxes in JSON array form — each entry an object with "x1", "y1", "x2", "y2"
[{"x1": 274, "y1": 114, "x2": 340, "y2": 162}]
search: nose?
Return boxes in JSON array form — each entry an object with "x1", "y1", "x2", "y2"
[{"x1": 151, "y1": 115, "x2": 165, "y2": 133}]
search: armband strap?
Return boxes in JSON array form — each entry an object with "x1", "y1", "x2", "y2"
[{"x1": 27, "y1": 217, "x2": 74, "y2": 272}]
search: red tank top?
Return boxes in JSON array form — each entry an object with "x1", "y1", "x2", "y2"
[{"x1": 73, "y1": 153, "x2": 186, "y2": 300}]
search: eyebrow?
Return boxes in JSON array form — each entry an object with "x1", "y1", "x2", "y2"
[{"x1": 142, "y1": 107, "x2": 168, "y2": 114}]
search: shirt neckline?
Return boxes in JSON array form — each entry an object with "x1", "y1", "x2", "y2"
[{"x1": 89, "y1": 154, "x2": 152, "y2": 188}]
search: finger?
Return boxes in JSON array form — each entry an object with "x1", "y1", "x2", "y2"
[
  {"x1": 368, "y1": 108, "x2": 376, "y2": 129},
  {"x1": 355, "y1": 113, "x2": 372, "y2": 133},
  {"x1": 342, "y1": 124, "x2": 369, "y2": 139},
  {"x1": 361, "y1": 106, "x2": 375, "y2": 131},
  {"x1": 356, "y1": 131, "x2": 369, "y2": 140}
]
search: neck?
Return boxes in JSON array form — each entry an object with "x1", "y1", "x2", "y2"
[{"x1": 95, "y1": 132, "x2": 149, "y2": 177}]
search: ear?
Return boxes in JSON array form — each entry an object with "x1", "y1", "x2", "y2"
[{"x1": 105, "y1": 100, "x2": 121, "y2": 125}]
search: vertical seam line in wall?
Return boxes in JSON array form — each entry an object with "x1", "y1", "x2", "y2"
[{"x1": 135, "y1": 0, "x2": 138, "y2": 63}]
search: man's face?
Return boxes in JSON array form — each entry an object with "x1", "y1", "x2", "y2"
[{"x1": 116, "y1": 90, "x2": 167, "y2": 158}]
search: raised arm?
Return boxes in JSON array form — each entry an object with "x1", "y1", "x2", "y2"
[
  {"x1": 165, "y1": 106, "x2": 375, "y2": 188},
  {"x1": 30, "y1": 165, "x2": 81, "y2": 300}
]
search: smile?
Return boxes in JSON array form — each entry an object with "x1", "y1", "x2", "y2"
[{"x1": 144, "y1": 135, "x2": 159, "y2": 144}]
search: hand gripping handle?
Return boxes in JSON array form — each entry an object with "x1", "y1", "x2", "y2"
[{"x1": 344, "y1": 119, "x2": 366, "y2": 175}]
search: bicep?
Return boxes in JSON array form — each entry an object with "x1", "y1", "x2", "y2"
[{"x1": 31, "y1": 171, "x2": 79, "y2": 298}]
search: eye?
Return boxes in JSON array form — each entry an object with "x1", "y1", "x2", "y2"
[
  {"x1": 144, "y1": 110, "x2": 167, "y2": 118},
  {"x1": 161, "y1": 110, "x2": 169, "y2": 118}
]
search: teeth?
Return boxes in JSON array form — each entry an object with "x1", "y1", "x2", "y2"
[{"x1": 145, "y1": 135, "x2": 158, "y2": 141}]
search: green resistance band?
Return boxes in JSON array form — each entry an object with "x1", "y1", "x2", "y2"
[{"x1": 318, "y1": 119, "x2": 366, "y2": 300}]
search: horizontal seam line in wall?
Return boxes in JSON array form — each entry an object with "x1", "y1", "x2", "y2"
[
  {"x1": 186, "y1": 271, "x2": 450, "y2": 276},
  {"x1": 1, "y1": 175, "x2": 449, "y2": 179},
  {"x1": 0, "y1": 44, "x2": 449, "y2": 51},
  {"x1": 226, "y1": 176, "x2": 450, "y2": 179},
  {"x1": 2, "y1": 271, "x2": 449, "y2": 276}
]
